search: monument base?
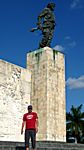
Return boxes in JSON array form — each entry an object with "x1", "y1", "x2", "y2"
[{"x1": 0, "y1": 141, "x2": 84, "y2": 150}]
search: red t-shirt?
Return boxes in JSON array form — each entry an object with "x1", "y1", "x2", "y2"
[{"x1": 23, "y1": 112, "x2": 38, "y2": 129}]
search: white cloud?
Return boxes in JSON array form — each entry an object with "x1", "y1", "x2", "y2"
[
  {"x1": 66, "y1": 75, "x2": 84, "y2": 89},
  {"x1": 64, "y1": 36, "x2": 76, "y2": 49},
  {"x1": 64, "y1": 36, "x2": 71, "y2": 40},
  {"x1": 70, "y1": 0, "x2": 83, "y2": 9},
  {"x1": 68, "y1": 41, "x2": 76, "y2": 48},
  {"x1": 53, "y1": 45, "x2": 64, "y2": 52},
  {"x1": 71, "y1": 0, "x2": 79, "y2": 9}
]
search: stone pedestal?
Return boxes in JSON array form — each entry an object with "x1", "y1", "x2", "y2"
[{"x1": 27, "y1": 47, "x2": 66, "y2": 141}]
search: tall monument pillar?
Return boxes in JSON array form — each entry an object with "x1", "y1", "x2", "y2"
[{"x1": 27, "y1": 47, "x2": 66, "y2": 142}]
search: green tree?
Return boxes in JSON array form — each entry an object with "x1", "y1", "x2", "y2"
[{"x1": 66, "y1": 104, "x2": 84, "y2": 143}]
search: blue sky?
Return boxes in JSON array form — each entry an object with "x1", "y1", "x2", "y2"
[{"x1": 0, "y1": 0, "x2": 84, "y2": 112}]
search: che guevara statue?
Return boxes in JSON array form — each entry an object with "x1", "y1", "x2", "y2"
[{"x1": 30, "y1": 3, "x2": 56, "y2": 48}]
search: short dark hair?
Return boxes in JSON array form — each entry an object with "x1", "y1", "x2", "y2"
[{"x1": 28, "y1": 105, "x2": 32, "y2": 110}]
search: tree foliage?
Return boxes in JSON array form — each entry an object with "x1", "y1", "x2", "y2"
[{"x1": 66, "y1": 104, "x2": 84, "y2": 143}]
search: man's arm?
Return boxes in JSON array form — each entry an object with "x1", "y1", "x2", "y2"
[
  {"x1": 35, "y1": 118, "x2": 38, "y2": 133},
  {"x1": 21, "y1": 121, "x2": 25, "y2": 135}
]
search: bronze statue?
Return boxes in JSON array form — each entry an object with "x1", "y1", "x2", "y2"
[{"x1": 30, "y1": 3, "x2": 56, "y2": 48}]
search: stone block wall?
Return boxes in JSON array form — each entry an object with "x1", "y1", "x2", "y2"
[
  {"x1": 27, "y1": 47, "x2": 66, "y2": 141},
  {"x1": 0, "y1": 47, "x2": 66, "y2": 142},
  {"x1": 0, "y1": 60, "x2": 31, "y2": 141}
]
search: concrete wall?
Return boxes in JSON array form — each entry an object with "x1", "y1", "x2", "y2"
[
  {"x1": 27, "y1": 47, "x2": 66, "y2": 141},
  {"x1": 0, "y1": 60, "x2": 31, "y2": 141},
  {"x1": 0, "y1": 47, "x2": 66, "y2": 142}
]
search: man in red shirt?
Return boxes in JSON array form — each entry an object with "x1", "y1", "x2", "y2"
[{"x1": 21, "y1": 105, "x2": 38, "y2": 150}]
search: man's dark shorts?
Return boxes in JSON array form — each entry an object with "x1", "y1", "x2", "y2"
[{"x1": 25, "y1": 129, "x2": 36, "y2": 149}]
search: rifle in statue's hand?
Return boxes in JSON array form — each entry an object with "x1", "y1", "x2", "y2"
[
  {"x1": 30, "y1": 27, "x2": 38, "y2": 32},
  {"x1": 30, "y1": 24, "x2": 43, "y2": 32}
]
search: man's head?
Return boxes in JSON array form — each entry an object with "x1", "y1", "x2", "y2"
[
  {"x1": 47, "y1": 2, "x2": 55, "y2": 10},
  {"x1": 28, "y1": 105, "x2": 32, "y2": 113}
]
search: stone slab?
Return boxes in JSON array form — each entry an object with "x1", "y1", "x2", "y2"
[{"x1": 0, "y1": 141, "x2": 84, "y2": 150}]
